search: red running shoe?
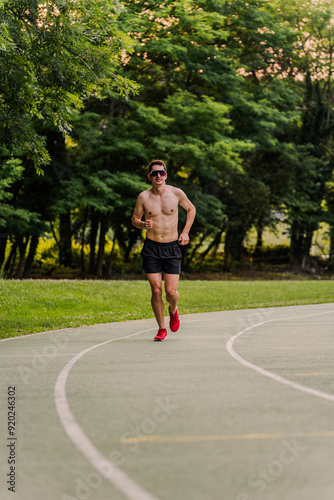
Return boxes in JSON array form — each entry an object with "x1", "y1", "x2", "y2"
[
  {"x1": 154, "y1": 328, "x2": 167, "y2": 341},
  {"x1": 169, "y1": 307, "x2": 180, "y2": 332}
]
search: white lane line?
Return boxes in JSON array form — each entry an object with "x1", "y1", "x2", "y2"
[
  {"x1": 226, "y1": 309, "x2": 334, "y2": 403},
  {"x1": 54, "y1": 327, "x2": 159, "y2": 500},
  {"x1": 0, "y1": 329, "x2": 71, "y2": 342}
]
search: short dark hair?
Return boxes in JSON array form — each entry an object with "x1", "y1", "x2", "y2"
[{"x1": 148, "y1": 159, "x2": 167, "y2": 173}]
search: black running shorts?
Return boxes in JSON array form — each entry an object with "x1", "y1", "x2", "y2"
[{"x1": 141, "y1": 238, "x2": 182, "y2": 275}]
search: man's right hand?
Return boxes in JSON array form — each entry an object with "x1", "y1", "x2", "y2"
[{"x1": 145, "y1": 218, "x2": 153, "y2": 229}]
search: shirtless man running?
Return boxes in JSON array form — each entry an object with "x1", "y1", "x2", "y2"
[{"x1": 132, "y1": 159, "x2": 196, "y2": 341}]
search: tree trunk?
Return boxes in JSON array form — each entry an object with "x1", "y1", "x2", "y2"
[
  {"x1": 0, "y1": 233, "x2": 8, "y2": 268},
  {"x1": 329, "y1": 227, "x2": 334, "y2": 270},
  {"x1": 200, "y1": 227, "x2": 225, "y2": 261},
  {"x1": 4, "y1": 240, "x2": 18, "y2": 277},
  {"x1": 80, "y1": 209, "x2": 88, "y2": 273},
  {"x1": 290, "y1": 221, "x2": 314, "y2": 268},
  {"x1": 125, "y1": 230, "x2": 140, "y2": 263},
  {"x1": 59, "y1": 212, "x2": 72, "y2": 267},
  {"x1": 89, "y1": 210, "x2": 99, "y2": 274},
  {"x1": 290, "y1": 221, "x2": 304, "y2": 266},
  {"x1": 187, "y1": 232, "x2": 207, "y2": 266},
  {"x1": 107, "y1": 232, "x2": 117, "y2": 278},
  {"x1": 254, "y1": 224, "x2": 263, "y2": 258},
  {"x1": 14, "y1": 237, "x2": 29, "y2": 279},
  {"x1": 224, "y1": 225, "x2": 246, "y2": 270},
  {"x1": 301, "y1": 229, "x2": 314, "y2": 270},
  {"x1": 96, "y1": 216, "x2": 108, "y2": 277},
  {"x1": 23, "y1": 235, "x2": 39, "y2": 278}
]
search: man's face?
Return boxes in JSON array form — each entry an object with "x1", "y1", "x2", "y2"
[{"x1": 148, "y1": 168, "x2": 167, "y2": 186}]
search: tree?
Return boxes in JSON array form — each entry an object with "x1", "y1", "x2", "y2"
[
  {"x1": 4, "y1": 0, "x2": 334, "y2": 277},
  {"x1": 275, "y1": 0, "x2": 334, "y2": 267},
  {"x1": 0, "y1": 0, "x2": 136, "y2": 171},
  {"x1": 0, "y1": 0, "x2": 137, "y2": 277},
  {"x1": 0, "y1": 158, "x2": 45, "y2": 276},
  {"x1": 72, "y1": 0, "x2": 253, "y2": 270},
  {"x1": 54, "y1": 0, "x2": 307, "y2": 272}
]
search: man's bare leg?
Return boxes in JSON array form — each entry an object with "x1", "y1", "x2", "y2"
[
  {"x1": 164, "y1": 273, "x2": 180, "y2": 313},
  {"x1": 147, "y1": 273, "x2": 166, "y2": 329}
]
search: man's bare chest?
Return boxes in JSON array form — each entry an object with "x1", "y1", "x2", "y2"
[{"x1": 144, "y1": 193, "x2": 179, "y2": 218}]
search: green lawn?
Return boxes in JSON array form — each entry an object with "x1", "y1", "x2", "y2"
[{"x1": 0, "y1": 279, "x2": 333, "y2": 339}]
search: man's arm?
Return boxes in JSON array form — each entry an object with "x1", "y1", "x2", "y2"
[
  {"x1": 131, "y1": 193, "x2": 153, "y2": 230},
  {"x1": 178, "y1": 190, "x2": 196, "y2": 245}
]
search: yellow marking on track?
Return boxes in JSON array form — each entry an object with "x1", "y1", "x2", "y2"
[
  {"x1": 121, "y1": 431, "x2": 334, "y2": 444},
  {"x1": 294, "y1": 372, "x2": 334, "y2": 376}
]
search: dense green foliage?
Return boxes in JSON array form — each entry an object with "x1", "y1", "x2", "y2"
[
  {"x1": 1, "y1": 0, "x2": 334, "y2": 277},
  {"x1": 1, "y1": 279, "x2": 334, "y2": 338}
]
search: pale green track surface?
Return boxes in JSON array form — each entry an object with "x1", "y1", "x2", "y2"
[{"x1": 1, "y1": 304, "x2": 334, "y2": 500}]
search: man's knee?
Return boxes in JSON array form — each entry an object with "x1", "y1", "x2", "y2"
[
  {"x1": 151, "y1": 284, "x2": 163, "y2": 300},
  {"x1": 165, "y1": 288, "x2": 178, "y2": 302}
]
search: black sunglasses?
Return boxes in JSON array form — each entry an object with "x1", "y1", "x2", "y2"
[{"x1": 150, "y1": 170, "x2": 166, "y2": 177}]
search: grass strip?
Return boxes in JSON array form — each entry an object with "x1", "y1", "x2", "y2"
[{"x1": 0, "y1": 279, "x2": 333, "y2": 339}]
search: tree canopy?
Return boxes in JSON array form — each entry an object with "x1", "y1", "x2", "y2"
[
  {"x1": 2, "y1": 0, "x2": 334, "y2": 277},
  {"x1": 0, "y1": 0, "x2": 136, "y2": 170}
]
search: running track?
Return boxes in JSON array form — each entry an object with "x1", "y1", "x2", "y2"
[{"x1": 1, "y1": 303, "x2": 334, "y2": 500}]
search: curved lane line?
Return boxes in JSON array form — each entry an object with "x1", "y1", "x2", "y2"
[
  {"x1": 226, "y1": 309, "x2": 334, "y2": 403},
  {"x1": 54, "y1": 327, "x2": 159, "y2": 500}
]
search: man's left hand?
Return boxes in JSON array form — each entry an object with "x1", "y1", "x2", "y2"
[{"x1": 178, "y1": 232, "x2": 189, "y2": 245}]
